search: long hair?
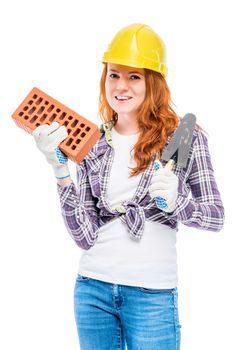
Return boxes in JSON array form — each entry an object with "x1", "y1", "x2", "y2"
[{"x1": 99, "y1": 64, "x2": 179, "y2": 177}]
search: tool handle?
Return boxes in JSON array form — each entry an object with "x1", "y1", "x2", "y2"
[
  {"x1": 165, "y1": 159, "x2": 175, "y2": 170},
  {"x1": 154, "y1": 158, "x2": 175, "y2": 210}
]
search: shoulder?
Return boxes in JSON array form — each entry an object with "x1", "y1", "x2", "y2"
[
  {"x1": 185, "y1": 125, "x2": 212, "y2": 175},
  {"x1": 191, "y1": 125, "x2": 209, "y2": 149}
]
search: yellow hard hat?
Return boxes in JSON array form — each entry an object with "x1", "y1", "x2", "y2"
[{"x1": 102, "y1": 23, "x2": 167, "y2": 77}]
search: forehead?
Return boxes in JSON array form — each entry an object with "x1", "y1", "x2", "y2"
[{"x1": 107, "y1": 63, "x2": 145, "y2": 75}]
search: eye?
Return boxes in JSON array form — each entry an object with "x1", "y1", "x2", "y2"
[
  {"x1": 130, "y1": 75, "x2": 141, "y2": 80},
  {"x1": 109, "y1": 73, "x2": 119, "y2": 79}
]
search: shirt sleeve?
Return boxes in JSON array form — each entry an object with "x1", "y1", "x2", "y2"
[
  {"x1": 170, "y1": 130, "x2": 225, "y2": 231},
  {"x1": 57, "y1": 159, "x2": 100, "y2": 250}
]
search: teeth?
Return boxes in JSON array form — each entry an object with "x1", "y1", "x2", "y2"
[{"x1": 116, "y1": 96, "x2": 131, "y2": 100}]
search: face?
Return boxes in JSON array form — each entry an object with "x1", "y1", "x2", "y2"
[{"x1": 105, "y1": 64, "x2": 146, "y2": 118}]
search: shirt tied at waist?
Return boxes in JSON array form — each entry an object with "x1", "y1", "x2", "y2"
[{"x1": 115, "y1": 201, "x2": 145, "y2": 240}]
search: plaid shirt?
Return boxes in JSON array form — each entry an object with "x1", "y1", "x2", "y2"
[{"x1": 58, "y1": 122, "x2": 224, "y2": 250}]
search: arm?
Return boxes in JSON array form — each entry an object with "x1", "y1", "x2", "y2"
[
  {"x1": 57, "y1": 159, "x2": 100, "y2": 250},
  {"x1": 170, "y1": 130, "x2": 224, "y2": 231},
  {"x1": 32, "y1": 122, "x2": 99, "y2": 248},
  {"x1": 57, "y1": 177, "x2": 73, "y2": 187}
]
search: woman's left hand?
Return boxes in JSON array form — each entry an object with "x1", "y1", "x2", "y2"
[{"x1": 149, "y1": 160, "x2": 179, "y2": 213}]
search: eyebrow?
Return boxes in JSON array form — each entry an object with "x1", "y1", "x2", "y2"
[{"x1": 109, "y1": 69, "x2": 143, "y2": 75}]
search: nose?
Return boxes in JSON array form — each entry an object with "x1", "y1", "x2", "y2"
[{"x1": 116, "y1": 77, "x2": 129, "y2": 91}]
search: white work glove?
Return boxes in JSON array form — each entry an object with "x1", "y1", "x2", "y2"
[
  {"x1": 32, "y1": 122, "x2": 70, "y2": 179},
  {"x1": 148, "y1": 160, "x2": 179, "y2": 213}
]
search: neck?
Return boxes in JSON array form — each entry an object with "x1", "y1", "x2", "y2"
[{"x1": 114, "y1": 114, "x2": 139, "y2": 135}]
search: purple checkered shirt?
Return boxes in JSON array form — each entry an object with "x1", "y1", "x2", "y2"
[{"x1": 57, "y1": 122, "x2": 224, "y2": 250}]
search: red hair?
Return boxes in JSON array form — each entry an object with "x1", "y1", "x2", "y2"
[{"x1": 99, "y1": 64, "x2": 179, "y2": 177}]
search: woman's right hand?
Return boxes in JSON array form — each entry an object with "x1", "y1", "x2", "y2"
[{"x1": 32, "y1": 122, "x2": 71, "y2": 180}]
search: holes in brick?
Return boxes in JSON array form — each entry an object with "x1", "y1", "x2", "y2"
[
  {"x1": 49, "y1": 113, "x2": 57, "y2": 122},
  {"x1": 67, "y1": 129, "x2": 71, "y2": 134},
  {"x1": 28, "y1": 106, "x2": 36, "y2": 115},
  {"x1": 76, "y1": 139, "x2": 81, "y2": 144},
  {"x1": 56, "y1": 108, "x2": 61, "y2": 113},
  {"x1": 71, "y1": 145, "x2": 76, "y2": 150},
  {"x1": 19, "y1": 112, "x2": 24, "y2": 116},
  {"x1": 36, "y1": 97, "x2": 43, "y2": 105},
  {"x1": 24, "y1": 115, "x2": 29, "y2": 120},
  {"x1": 66, "y1": 138, "x2": 73, "y2": 146},
  {"x1": 47, "y1": 104, "x2": 54, "y2": 113},
  {"x1": 59, "y1": 112, "x2": 67, "y2": 120},
  {"x1": 36, "y1": 123, "x2": 40, "y2": 127},
  {"x1": 37, "y1": 106, "x2": 45, "y2": 115},
  {"x1": 40, "y1": 114, "x2": 47, "y2": 122},
  {"x1": 73, "y1": 128, "x2": 81, "y2": 137},
  {"x1": 81, "y1": 132, "x2": 86, "y2": 138},
  {"x1": 23, "y1": 106, "x2": 29, "y2": 111},
  {"x1": 85, "y1": 126, "x2": 91, "y2": 132},
  {"x1": 30, "y1": 115, "x2": 38, "y2": 123},
  {"x1": 45, "y1": 100, "x2": 49, "y2": 105},
  {"x1": 28, "y1": 100, "x2": 33, "y2": 105},
  {"x1": 32, "y1": 94, "x2": 38, "y2": 99},
  {"x1": 68, "y1": 115, "x2": 73, "y2": 120},
  {"x1": 64, "y1": 121, "x2": 69, "y2": 127},
  {"x1": 71, "y1": 120, "x2": 78, "y2": 128},
  {"x1": 80, "y1": 123, "x2": 85, "y2": 128}
]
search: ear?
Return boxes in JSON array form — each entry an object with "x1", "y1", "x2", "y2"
[{"x1": 153, "y1": 160, "x2": 163, "y2": 172}]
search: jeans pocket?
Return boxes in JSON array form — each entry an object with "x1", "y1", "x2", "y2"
[{"x1": 137, "y1": 287, "x2": 176, "y2": 294}]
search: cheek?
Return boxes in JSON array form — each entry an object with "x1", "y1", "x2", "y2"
[
  {"x1": 105, "y1": 81, "x2": 113, "y2": 99},
  {"x1": 105, "y1": 83, "x2": 116, "y2": 108},
  {"x1": 137, "y1": 83, "x2": 146, "y2": 102},
  {"x1": 105, "y1": 83, "x2": 111, "y2": 101},
  {"x1": 138, "y1": 89, "x2": 146, "y2": 104}
]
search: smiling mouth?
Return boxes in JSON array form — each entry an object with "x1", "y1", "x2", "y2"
[{"x1": 115, "y1": 96, "x2": 132, "y2": 101}]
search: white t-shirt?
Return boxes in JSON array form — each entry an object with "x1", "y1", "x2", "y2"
[{"x1": 78, "y1": 127, "x2": 178, "y2": 288}]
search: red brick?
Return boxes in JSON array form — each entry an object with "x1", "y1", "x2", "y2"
[{"x1": 12, "y1": 87, "x2": 101, "y2": 163}]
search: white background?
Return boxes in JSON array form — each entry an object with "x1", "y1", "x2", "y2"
[{"x1": 0, "y1": 0, "x2": 233, "y2": 349}]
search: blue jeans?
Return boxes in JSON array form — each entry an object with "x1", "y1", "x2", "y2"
[{"x1": 74, "y1": 274, "x2": 181, "y2": 349}]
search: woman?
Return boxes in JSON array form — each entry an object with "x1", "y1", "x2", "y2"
[{"x1": 33, "y1": 23, "x2": 224, "y2": 350}]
